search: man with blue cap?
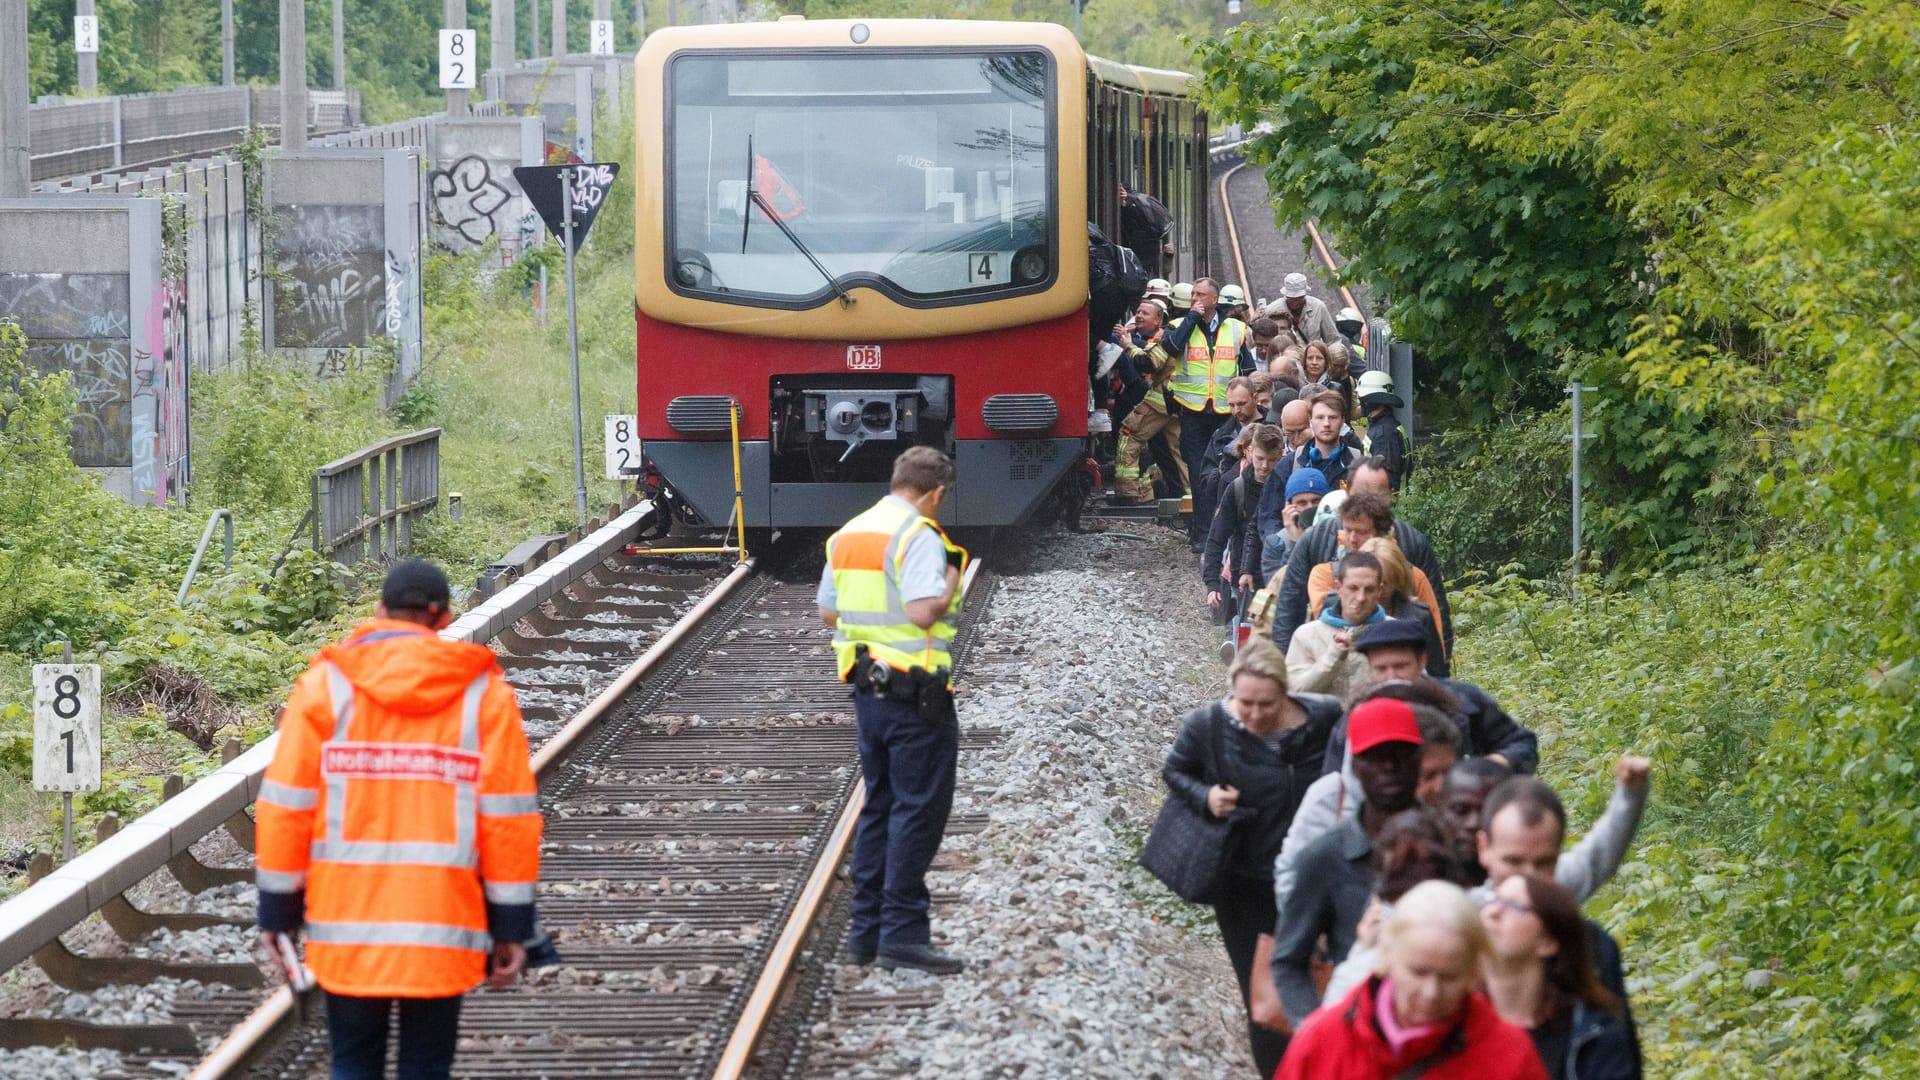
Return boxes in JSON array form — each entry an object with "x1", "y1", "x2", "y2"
[{"x1": 1261, "y1": 467, "x2": 1329, "y2": 580}]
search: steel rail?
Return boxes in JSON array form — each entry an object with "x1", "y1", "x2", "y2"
[
  {"x1": 710, "y1": 557, "x2": 986, "y2": 1080},
  {"x1": 1215, "y1": 156, "x2": 1366, "y2": 322},
  {"x1": 185, "y1": 551, "x2": 760, "y2": 1079}
]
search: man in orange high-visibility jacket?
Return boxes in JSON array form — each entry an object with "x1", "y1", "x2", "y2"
[{"x1": 256, "y1": 560, "x2": 541, "y2": 1080}]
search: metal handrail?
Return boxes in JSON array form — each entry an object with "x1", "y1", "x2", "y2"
[
  {"x1": 313, "y1": 427, "x2": 441, "y2": 479},
  {"x1": 176, "y1": 509, "x2": 235, "y2": 604},
  {"x1": 310, "y1": 428, "x2": 442, "y2": 562}
]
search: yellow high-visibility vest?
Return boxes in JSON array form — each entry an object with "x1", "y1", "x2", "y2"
[
  {"x1": 1168, "y1": 317, "x2": 1248, "y2": 414},
  {"x1": 826, "y1": 497, "x2": 967, "y2": 685}
]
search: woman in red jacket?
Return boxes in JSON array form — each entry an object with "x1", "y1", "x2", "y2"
[{"x1": 1275, "y1": 880, "x2": 1548, "y2": 1080}]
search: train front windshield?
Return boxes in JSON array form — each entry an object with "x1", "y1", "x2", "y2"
[{"x1": 667, "y1": 50, "x2": 1056, "y2": 307}]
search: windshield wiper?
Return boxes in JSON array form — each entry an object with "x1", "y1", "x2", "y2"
[{"x1": 740, "y1": 137, "x2": 852, "y2": 307}]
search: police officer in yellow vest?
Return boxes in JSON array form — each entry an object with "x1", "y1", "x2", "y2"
[
  {"x1": 1164, "y1": 277, "x2": 1254, "y2": 549},
  {"x1": 817, "y1": 446, "x2": 969, "y2": 975}
]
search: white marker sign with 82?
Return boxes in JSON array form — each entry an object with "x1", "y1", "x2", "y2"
[
  {"x1": 33, "y1": 664, "x2": 102, "y2": 793},
  {"x1": 439, "y1": 29, "x2": 477, "y2": 89},
  {"x1": 605, "y1": 415, "x2": 643, "y2": 478}
]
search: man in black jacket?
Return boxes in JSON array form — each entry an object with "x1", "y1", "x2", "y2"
[
  {"x1": 1263, "y1": 459, "x2": 1450, "y2": 654},
  {"x1": 1118, "y1": 182, "x2": 1173, "y2": 277},
  {"x1": 1323, "y1": 618, "x2": 1540, "y2": 775},
  {"x1": 1272, "y1": 698, "x2": 1432, "y2": 1027}
]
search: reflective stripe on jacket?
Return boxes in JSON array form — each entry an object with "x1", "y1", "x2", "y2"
[
  {"x1": 826, "y1": 497, "x2": 966, "y2": 684},
  {"x1": 1169, "y1": 317, "x2": 1248, "y2": 414},
  {"x1": 256, "y1": 619, "x2": 542, "y2": 998}
]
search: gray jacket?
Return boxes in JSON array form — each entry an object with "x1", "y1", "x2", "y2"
[{"x1": 1274, "y1": 771, "x2": 1650, "y2": 942}]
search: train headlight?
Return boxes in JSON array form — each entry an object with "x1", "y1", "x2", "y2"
[{"x1": 1012, "y1": 248, "x2": 1048, "y2": 284}]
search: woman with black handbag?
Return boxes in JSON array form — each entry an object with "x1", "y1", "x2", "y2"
[{"x1": 1150, "y1": 640, "x2": 1341, "y2": 1077}]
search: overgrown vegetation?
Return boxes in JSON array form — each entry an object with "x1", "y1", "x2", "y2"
[
  {"x1": 1198, "y1": 0, "x2": 1920, "y2": 1071},
  {"x1": 0, "y1": 88, "x2": 642, "y2": 876}
]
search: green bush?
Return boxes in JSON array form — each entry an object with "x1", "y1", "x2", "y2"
[
  {"x1": 1396, "y1": 409, "x2": 1572, "y2": 581},
  {"x1": 1453, "y1": 551, "x2": 1911, "y2": 1077}
]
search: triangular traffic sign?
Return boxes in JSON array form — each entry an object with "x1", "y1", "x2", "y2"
[{"x1": 513, "y1": 163, "x2": 621, "y2": 254}]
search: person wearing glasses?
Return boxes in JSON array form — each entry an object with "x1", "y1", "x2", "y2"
[{"x1": 1481, "y1": 874, "x2": 1641, "y2": 1080}]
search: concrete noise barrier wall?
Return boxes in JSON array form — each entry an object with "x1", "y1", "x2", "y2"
[
  {"x1": 0, "y1": 197, "x2": 189, "y2": 505},
  {"x1": 484, "y1": 62, "x2": 598, "y2": 160},
  {"x1": 428, "y1": 117, "x2": 546, "y2": 259},
  {"x1": 29, "y1": 86, "x2": 362, "y2": 187},
  {"x1": 262, "y1": 149, "x2": 425, "y2": 406}
]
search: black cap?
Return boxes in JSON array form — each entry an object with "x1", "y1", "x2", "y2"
[
  {"x1": 1353, "y1": 618, "x2": 1429, "y2": 654},
  {"x1": 381, "y1": 559, "x2": 451, "y2": 613}
]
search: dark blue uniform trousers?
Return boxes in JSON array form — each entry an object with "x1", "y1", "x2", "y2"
[
  {"x1": 325, "y1": 992, "x2": 462, "y2": 1080},
  {"x1": 848, "y1": 689, "x2": 958, "y2": 949},
  {"x1": 1180, "y1": 407, "x2": 1226, "y2": 541}
]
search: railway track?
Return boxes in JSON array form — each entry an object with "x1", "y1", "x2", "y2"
[
  {"x1": 207, "y1": 542, "x2": 991, "y2": 1080},
  {"x1": 0, "y1": 495, "x2": 999, "y2": 1080},
  {"x1": 0, "y1": 501, "x2": 742, "y2": 1076}
]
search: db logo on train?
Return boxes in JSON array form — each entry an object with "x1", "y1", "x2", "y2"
[{"x1": 846, "y1": 345, "x2": 882, "y2": 371}]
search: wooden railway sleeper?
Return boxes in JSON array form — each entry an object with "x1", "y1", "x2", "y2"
[
  {"x1": 23, "y1": 854, "x2": 265, "y2": 992},
  {"x1": 0, "y1": 1015, "x2": 201, "y2": 1053}
]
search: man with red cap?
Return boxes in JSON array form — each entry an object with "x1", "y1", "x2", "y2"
[{"x1": 1270, "y1": 698, "x2": 1428, "y2": 1028}]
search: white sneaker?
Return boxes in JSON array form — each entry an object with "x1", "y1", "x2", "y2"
[{"x1": 1088, "y1": 409, "x2": 1112, "y2": 433}]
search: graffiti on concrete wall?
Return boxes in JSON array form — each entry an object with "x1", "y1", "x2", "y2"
[
  {"x1": 273, "y1": 204, "x2": 387, "y2": 351},
  {"x1": 427, "y1": 153, "x2": 541, "y2": 261},
  {"x1": 429, "y1": 155, "x2": 514, "y2": 249},
  {"x1": 0, "y1": 272, "x2": 135, "y2": 469},
  {"x1": 130, "y1": 280, "x2": 190, "y2": 506}
]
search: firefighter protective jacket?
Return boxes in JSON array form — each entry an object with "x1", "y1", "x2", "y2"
[{"x1": 255, "y1": 619, "x2": 542, "y2": 998}]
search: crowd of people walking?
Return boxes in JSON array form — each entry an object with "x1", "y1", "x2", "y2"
[{"x1": 1114, "y1": 271, "x2": 1651, "y2": 1079}]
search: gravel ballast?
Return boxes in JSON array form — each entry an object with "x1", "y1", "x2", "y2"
[{"x1": 809, "y1": 523, "x2": 1256, "y2": 1077}]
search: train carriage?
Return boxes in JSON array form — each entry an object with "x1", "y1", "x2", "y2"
[{"x1": 633, "y1": 18, "x2": 1207, "y2": 527}]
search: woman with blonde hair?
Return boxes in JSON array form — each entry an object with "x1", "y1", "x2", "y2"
[
  {"x1": 1277, "y1": 880, "x2": 1549, "y2": 1079},
  {"x1": 1156, "y1": 640, "x2": 1342, "y2": 1076},
  {"x1": 1362, "y1": 536, "x2": 1449, "y2": 676}
]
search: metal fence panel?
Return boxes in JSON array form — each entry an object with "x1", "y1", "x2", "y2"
[{"x1": 312, "y1": 430, "x2": 441, "y2": 564}]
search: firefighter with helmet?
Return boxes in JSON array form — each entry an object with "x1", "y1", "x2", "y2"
[{"x1": 1357, "y1": 369, "x2": 1410, "y2": 490}]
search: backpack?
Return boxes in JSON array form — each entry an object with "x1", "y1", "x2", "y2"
[
  {"x1": 1088, "y1": 222, "x2": 1148, "y2": 348},
  {"x1": 1126, "y1": 191, "x2": 1172, "y2": 242}
]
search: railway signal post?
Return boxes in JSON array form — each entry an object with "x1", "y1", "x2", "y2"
[{"x1": 515, "y1": 161, "x2": 622, "y2": 526}]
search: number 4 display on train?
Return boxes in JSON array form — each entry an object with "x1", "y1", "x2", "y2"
[{"x1": 514, "y1": 163, "x2": 622, "y2": 255}]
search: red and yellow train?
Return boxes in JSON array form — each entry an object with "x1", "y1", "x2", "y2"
[{"x1": 633, "y1": 18, "x2": 1208, "y2": 526}]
